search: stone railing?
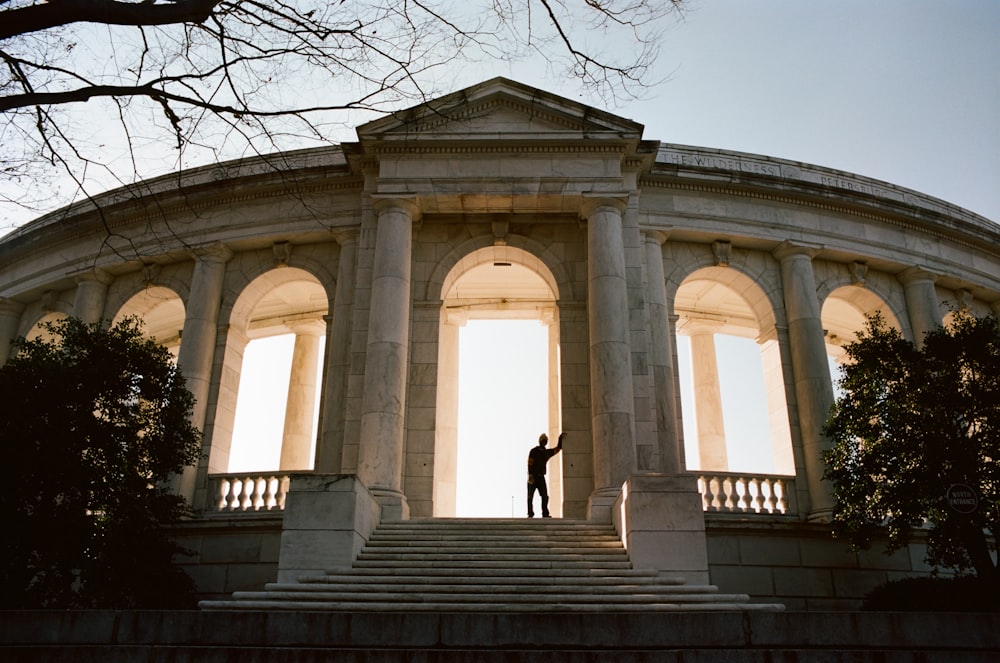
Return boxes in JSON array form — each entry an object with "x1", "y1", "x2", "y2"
[
  {"x1": 697, "y1": 472, "x2": 797, "y2": 516},
  {"x1": 209, "y1": 473, "x2": 291, "y2": 513}
]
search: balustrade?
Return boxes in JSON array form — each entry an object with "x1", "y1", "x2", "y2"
[
  {"x1": 697, "y1": 472, "x2": 796, "y2": 515},
  {"x1": 210, "y1": 474, "x2": 291, "y2": 513}
]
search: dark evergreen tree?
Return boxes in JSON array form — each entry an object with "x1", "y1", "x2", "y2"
[
  {"x1": 0, "y1": 316, "x2": 201, "y2": 608},
  {"x1": 823, "y1": 311, "x2": 1000, "y2": 581}
]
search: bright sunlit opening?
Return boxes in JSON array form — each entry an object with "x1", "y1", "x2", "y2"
[
  {"x1": 455, "y1": 319, "x2": 549, "y2": 517},
  {"x1": 229, "y1": 334, "x2": 324, "y2": 472},
  {"x1": 678, "y1": 334, "x2": 774, "y2": 473}
]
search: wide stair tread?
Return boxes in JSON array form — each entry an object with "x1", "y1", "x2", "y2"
[{"x1": 200, "y1": 518, "x2": 783, "y2": 612}]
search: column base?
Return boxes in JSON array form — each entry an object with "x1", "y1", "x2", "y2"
[
  {"x1": 371, "y1": 487, "x2": 410, "y2": 522},
  {"x1": 612, "y1": 473, "x2": 710, "y2": 585},
  {"x1": 587, "y1": 486, "x2": 621, "y2": 523},
  {"x1": 276, "y1": 474, "x2": 381, "y2": 583}
]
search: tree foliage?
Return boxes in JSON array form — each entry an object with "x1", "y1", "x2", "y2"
[
  {"x1": 0, "y1": 316, "x2": 202, "y2": 608},
  {"x1": 1, "y1": 0, "x2": 680, "y2": 224},
  {"x1": 823, "y1": 311, "x2": 1000, "y2": 580}
]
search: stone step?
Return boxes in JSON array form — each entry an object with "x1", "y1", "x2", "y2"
[
  {"x1": 200, "y1": 517, "x2": 780, "y2": 613},
  {"x1": 350, "y1": 558, "x2": 635, "y2": 570},
  {"x1": 200, "y1": 599, "x2": 781, "y2": 612},
  {"x1": 261, "y1": 582, "x2": 722, "y2": 596},
  {"x1": 296, "y1": 571, "x2": 683, "y2": 585}
]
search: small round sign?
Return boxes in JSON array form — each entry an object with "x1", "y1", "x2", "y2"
[{"x1": 946, "y1": 484, "x2": 978, "y2": 514}]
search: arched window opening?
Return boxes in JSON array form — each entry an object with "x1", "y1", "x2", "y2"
[{"x1": 674, "y1": 269, "x2": 792, "y2": 475}]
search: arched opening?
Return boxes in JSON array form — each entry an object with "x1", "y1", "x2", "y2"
[
  {"x1": 435, "y1": 246, "x2": 560, "y2": 517},
  {"x1": 25, "y1": 312, "x2": 68, "y2": 342},
  {"x1": 674, "y1": 267, "x2": 792, "y2": 475},
  {"x1": 113, "y1": 286, "x2": 185, "y2": 357},
  {"x1": 217, "y1": 268, "x2": 329, "y2": 474},
  {"x1": 822, "y1": 285, "x2": 902, "y2": 398}
]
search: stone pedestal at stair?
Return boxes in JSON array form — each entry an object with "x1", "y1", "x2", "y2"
[
  {"x1": 276, "y1": 474, "x2": 380, "y2": 583},
  {"x1": 613, "y1": 473, "x2": 710, "y2": 585}
]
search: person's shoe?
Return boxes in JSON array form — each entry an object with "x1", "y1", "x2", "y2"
[
  {"x1": 542, "y1": 514, "x2": 551, "y2": 518},
  {"x1": 527, "y1": 513, "x2": 534, "y2": 518}
]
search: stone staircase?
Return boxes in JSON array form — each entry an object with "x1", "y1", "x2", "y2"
[{"x1": 199, "y1": 517, "x2": 784, "y2": 612}]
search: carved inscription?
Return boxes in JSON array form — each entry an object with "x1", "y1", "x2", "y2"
[{"x1": 659, "y1": 151, "x2": 780, "y2": 177}]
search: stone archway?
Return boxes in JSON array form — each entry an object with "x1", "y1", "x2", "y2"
[
  {"x1": 433, "y1": 245, "x2": 561, "y2": 517},
  {"x1": 674, "y1": 266, "x2": 792, "y2": 475}
]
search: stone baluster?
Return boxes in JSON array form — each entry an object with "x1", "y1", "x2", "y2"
[
  {"x1": 583, "y1": 195, "x2": 637, "y2": 516},
  {"x1": 357, "y1": 197, "x2": 419, "y2": 519},
  {"x1": 774, "y1": 242, "x2": 835, "y2": 521}
]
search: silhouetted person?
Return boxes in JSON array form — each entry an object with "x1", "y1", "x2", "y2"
[{"x1": 527, "y1": 432, "x2": 565, "y2": 517}]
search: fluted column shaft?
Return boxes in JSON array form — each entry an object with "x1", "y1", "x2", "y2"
[
  {"x1": 644, "y1": 232, "x2": 681, "y2": 474},
  {"x1": 175, "y1": 243, "x2": 231, "y2": 502},
  {"x1": 775, "y1": 244, "x2": 835, "y2": 520},
  {"x1": 72, "y1": 269, "x2": 113, "y2": 325},
  {"x1": 586, "y1": 197, "x2": 637, "y2": 492},
  {"x1": 899, "y1": 267, "x2": 942, "y2": 348},
  {"x1": 358, "y1": 199, "x2": 417, "y2": 500},
  {"x1": 315, "y1": 233, "x2": 357, "y2": 473},
  {"x1": 279, "y1": 320, "x2": 326, "y2": 471},
  {"x1": 0, "y1": 298, "x2": 25, "y2": 365},
  {"x1": 687, "y1": 322, "x2": 728, "y2": 470}
]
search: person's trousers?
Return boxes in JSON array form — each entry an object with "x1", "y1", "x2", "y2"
[{"x1": 527, "y1": 473, "x2": 549, "y2": 517}]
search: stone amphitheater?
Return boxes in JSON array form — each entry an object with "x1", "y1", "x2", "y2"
[{"x1": 3, "y1": 78, "x2": 1000, "y2": 659}]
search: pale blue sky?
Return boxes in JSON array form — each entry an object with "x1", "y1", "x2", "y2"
[{"x1": 477, "y1": 0, "x2": 999, "y2": 222}]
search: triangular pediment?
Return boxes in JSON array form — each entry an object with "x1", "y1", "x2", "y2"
[{"x1": 356, "y1": 77, "x2": 645, "y2": 143}]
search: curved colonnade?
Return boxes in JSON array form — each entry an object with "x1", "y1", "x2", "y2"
[{"x1": 2, "y1": 79, "x2": 997, "y2": 607}]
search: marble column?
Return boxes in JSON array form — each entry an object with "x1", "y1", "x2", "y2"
[
  {"x1": 175, "y1": 242, "x2": 232, "y2": 503},
  {"x1": 72, "y1": 269, "x2": 113, "y2": 325},
  {"x1": 686, "y1": 320, "x2": 729, "y2": 471},
  {"x1": 432, "y1": 309, "x2": 463, "y2": 517},
  {"x1": 899, "y1": 267, "x2": 943, "y2": 348},
  {"x1": 644, "y1": 232, "x2": 681, "y2": 474},
  {"x1": 315, "y1": 232, "x2": 358, "y2": 474},
  {"x1": 543, "y1": 308, "x2": 563, "y2": 518},
  {"x1": 357, "y1": 197, "x2": 418, "y2": 519},
  {"x1": 279, "y1": 319, "x2": 326, "y2": 471},
  {"x1": 0, "y1": 298, "x2": 25, "y2": 365},
  {"x1": 584, "y1": 195, "x2": 637, "y2": 511},
  {"x1": 774, "y1": 243, "x2": 835, "y2": 521}
]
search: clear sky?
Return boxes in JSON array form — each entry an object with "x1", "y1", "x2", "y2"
[{"x1": 475, "y1": 0, "x2": 1000, "y2": 223}]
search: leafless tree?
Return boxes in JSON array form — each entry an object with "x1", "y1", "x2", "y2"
[{"x1": 1, "y1": 0, "x2": 681, "y2": 229}]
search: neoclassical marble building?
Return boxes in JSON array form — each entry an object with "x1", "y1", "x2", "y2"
[{"x1": 2, "y1": 79, "x2": 998, "y2": 608}]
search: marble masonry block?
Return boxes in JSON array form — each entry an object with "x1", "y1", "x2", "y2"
[
  {"x1": 276, "y1": 474, "x2": 380, "y2": 582},
  {"x1": 613, "y1": 473, "x2": 710, "y2": 584}
]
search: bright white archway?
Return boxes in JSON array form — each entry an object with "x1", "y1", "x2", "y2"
[{"x1": 435, "y1": 246, "x2": 561, "y2": 517}]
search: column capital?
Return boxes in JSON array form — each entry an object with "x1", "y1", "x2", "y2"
[
  {"x1": 284, "y1": 318, "x2": 327, "y2": 336},
  {"x1": 332, "y1": 228, "x2": 360, "y2": 247},
  {"x1": 72, "y1": 267, "x2": 114, "y2": 286},
  {"x1": 772, "y1": 241, "x2": 820, "y2": 262},
  {"x1": 676, "y1": 316, "x2": 725, "y2": 336},
  {"x1": 580, "y1": 192, "x2": 629, "y2": 219},
  {"x1": 190, "y1": 241, "x2": 233, "y2": 265},
  {"x1": 372, "y1": 194, "x2": 421, "y2": 220},
  {"x1": 641, "y1": 229, "x2": 671, "y2": 246},
  {"x1": 897, "y1": 266, "x2": 938, "y2": 286},
  {"x1": 0, "y1": 297, "x2": 26, "y2": 316}
]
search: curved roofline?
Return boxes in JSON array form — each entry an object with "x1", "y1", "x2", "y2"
[{"x1": 2, "y1": 138, "x2": 995, "y2": 250}]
